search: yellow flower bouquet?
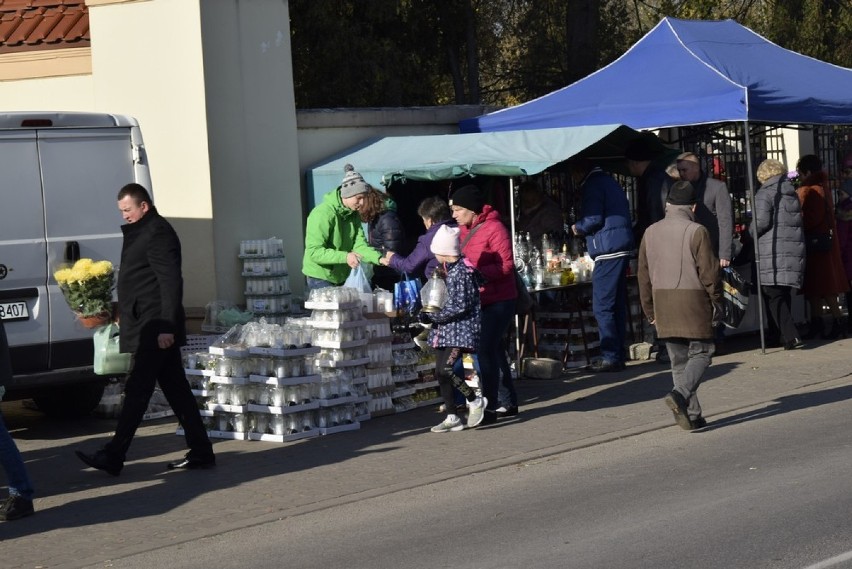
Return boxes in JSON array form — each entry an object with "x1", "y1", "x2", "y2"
[{"x1": 53, "y1": 258, "x2": 115, "y2": 328}]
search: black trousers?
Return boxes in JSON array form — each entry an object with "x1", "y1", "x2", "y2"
[
  {"x1": 761, "y1": 285, "x2": 799, "y2": 343},
  {"x1": 435, "y1": 347, "x2": 475, "y2": 411},
  {"x1": 105, "y1": 345, "x2": 212, "y2": 462}
]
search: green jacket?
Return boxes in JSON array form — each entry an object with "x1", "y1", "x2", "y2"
[{"x1": 302, "y1": 188, "x2": 381, "y2": 285}]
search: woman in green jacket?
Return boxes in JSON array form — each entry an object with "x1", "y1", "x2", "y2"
[{"x1": 302, "y1": 164, "x2": 381, "y2": 290}]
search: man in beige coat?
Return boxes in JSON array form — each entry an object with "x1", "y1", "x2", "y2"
[{"x1": 638, "y1": 181, "x2": 722, "y2": 430}]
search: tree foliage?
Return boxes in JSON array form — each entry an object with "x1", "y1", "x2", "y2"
[{"x1": 289, "y1": 0, "x2": 852, "y2": 109}]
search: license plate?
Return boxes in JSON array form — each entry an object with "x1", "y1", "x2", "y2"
[{"x1": 0, "y1": 301, "x2": 29, "y2": 321}]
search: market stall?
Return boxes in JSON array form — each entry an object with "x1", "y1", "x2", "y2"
[
  {"x1": 306, "y1": 124, "x2": 654, "y2": 371},
  {"x1": 461, "y1": 17, "x2": 852, "y2": 349}
]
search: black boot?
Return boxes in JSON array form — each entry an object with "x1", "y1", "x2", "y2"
[
  {"x1": 822, "y1": 318, "x2": 846, "y2": 340},
  {"x1": 803, "y1": 317, "x2": 823, "y2": 340},
  {"x1": 846, "y1": 292, "x2": 852, "y2": 334}
]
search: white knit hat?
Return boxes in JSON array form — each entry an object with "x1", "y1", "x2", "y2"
[
  {"x1": 340, "y1": 164, "x2": 369, "y2": 198},
  {"x1": 430, "y1": 225, "x2": 461, "y2": 256}
]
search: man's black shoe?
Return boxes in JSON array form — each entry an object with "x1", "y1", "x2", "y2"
[
  {"x1": 167, "y1": 456, "x2": 216, "y2": 471},
  {"x1": 663, "y1": 391, "x2": 694, "y2": 431},
  {"x1": 588, "y1": 360, "x2": 626, "y2": 373},
  {"x1": 691, "y1": 416, "x2": 707, "y2": 429},
  {"x1": 497, "y1": 406, "x2": 519, "y2": 417},
  {"x1": 783, "y1": 338, "x2": 804, "y2": 350},
  {"x1": 0, "y1": 495, "x2": 34, "y2": 521},
  {"x1": 478, "y1": 411, "x2": 498, "y2": 427},
  {"x1": 76, "y1": 450, "x2": 123, "y2": 476},
  {"x1": 655, "y1": 350, "x2": 670, "y2": 364}
]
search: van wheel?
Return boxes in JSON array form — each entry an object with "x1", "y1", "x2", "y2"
[{"x1": 33, "y1": 382, "x2": 106, "y2": 419}]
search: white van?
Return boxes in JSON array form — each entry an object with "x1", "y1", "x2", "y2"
[{"x1": 0, "y1": 112, "x2": 152, "y2": 417}]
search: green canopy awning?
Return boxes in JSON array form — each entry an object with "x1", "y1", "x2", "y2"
[{"x1": 306, "y1": 124, "x2": 647, "y2": 207}]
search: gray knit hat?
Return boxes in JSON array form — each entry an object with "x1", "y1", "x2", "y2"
[
  {"x1": 340, "y1": 164, "x2": 369, "y2": 198},
  {"x1": 667, "y1": 180, "x2": 697, "y2": 205}
]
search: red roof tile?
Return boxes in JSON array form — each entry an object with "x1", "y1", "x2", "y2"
[{"x1": 0, "y1": 0, "x2": 89, "y2": 53}]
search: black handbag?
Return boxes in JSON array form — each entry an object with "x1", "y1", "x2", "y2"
[
  {"x1": 804, "y1": 189, "x2": 834, "y2": 253},
  {"x1": 805, "y1": 230, "x2": 833, "y2": 253},
  {"x1": 721, "y1": 266, "x2": 749, "y2": 329},
  {"x1": 512, "y1": 268, "x2": 534, "y2": 315}
]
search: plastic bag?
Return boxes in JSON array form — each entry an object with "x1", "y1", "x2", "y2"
[
  {"x1": 344, "y1": 265, "x2": 372, "y2": 294},
  {"x1": 395, "y1": 273, "x2": 422, "y2": 313},
  {"x1": 721, "y1": 266, "x2": 749, "y2": 329},
  {"x1": 93, "y1": 323, "x2": 132, "y2": 376},
  {"x1": 513, "y1": 268, "x2": 534, "y2": 315}
]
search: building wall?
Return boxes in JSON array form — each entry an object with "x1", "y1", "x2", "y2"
[
  {"x1": 199, "y1": 0, "x2": 301, "y2": 305},
  {"x1": 0, "y1": 0, "x2": 305, "y2": 314},
  {"x1": 296, "y1": 106, "x2": 491, "y2": 201},
  {"x1": 0, "y1": 73, "x2": 94, "y2": 109},
  {"x1": 0, "y1": 0, "x2": 486, "y2": 310},
  {"x1": 89, "y1": 0, "x2": 217, "y2": 312}
]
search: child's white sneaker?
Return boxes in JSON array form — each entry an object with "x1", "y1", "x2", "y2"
[
  {"x1": 431, "y1": 415, "x2": 464, "y2": 433},
  {"x1": 466, "y1": 396, "x2": 488, "y2": 428}
]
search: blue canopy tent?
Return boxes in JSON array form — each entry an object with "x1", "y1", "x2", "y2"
[
  {"x1": 462, "y1": 17, "x2": 852, "y2": 351},
  {"x1": 460, "y1": 17, "x2": 852, "y2": 132}
]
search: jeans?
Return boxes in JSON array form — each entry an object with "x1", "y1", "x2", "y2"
[
  {"x1": 0, "y1": 410, "x2": 34, "y2": 500},
  {"x1": 666, "y1": 339, "x2": 715, "y2": 420},
  {"x1": 478, "y1": 299, "x2": 517, "y2": 412},
  {"x1": 592, "y1": 256, "x2": 629, "y2": 364},
  {"x1": 307, "y1": 277, "x2": 336, "y2": 290}
]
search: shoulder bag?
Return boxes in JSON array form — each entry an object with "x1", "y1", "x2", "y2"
[
  {"x1": 461, "y1": 222, "x2": 533, "y2": 315},
  {"x1": 804, "y1": 189, "x2": 834, "y2": 253}
]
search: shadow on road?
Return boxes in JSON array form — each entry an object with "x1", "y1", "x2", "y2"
[{"x1": 699, "y1": 383, "x2": 852, "y2": 432}]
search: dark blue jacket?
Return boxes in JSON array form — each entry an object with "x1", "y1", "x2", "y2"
[
  {"x1": 368, "y1": 209, "x2": 405, "y2": 254},
  {"x1": 574, "y1": 169, "x2": 635, "y2": 260}
]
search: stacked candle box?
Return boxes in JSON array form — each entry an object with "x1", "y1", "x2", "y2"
[
  {"x1": 303, "y1": 286, "x2": 374, "y2": 433},
  {"x1": 390, "y1": 341, "x2": 443, "y2": 412},
  {"x1": 181, "y1": 313, "x2": 369, "y2": 442},
  {"x1": 240, "y1": 237, "x2": 292, "y2": 327},
  {"x1": 363, "y1": 314, "x2": 394, "y2": 417}
]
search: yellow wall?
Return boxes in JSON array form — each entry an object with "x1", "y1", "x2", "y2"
[{"x1": 89, "y1": 0, "x2": 217, "y2": 310}]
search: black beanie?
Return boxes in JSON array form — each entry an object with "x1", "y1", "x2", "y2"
[
  {"x1": 450, "y1": 185, "x2": 485, "y2": 213},
  {"x1": 624, "y1": 135, "x2": 660, "y2": 161},
  {"x1": 667, "y1": 181, "x2": 697, "y2": 205}
]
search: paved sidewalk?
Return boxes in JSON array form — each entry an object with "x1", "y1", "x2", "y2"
[{"x1": 2, "y1": 334, "x2": 851, "y2": 568}]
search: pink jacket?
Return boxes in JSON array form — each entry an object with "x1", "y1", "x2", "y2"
[{"x1": 458, "y1": 205, "x2": 517, "y2": 306}]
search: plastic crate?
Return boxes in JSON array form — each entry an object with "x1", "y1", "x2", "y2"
[{"x1": 181, "y1": 334, "x2": 219, "y2": 356}]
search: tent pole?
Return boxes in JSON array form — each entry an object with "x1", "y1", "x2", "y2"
[
  {"x1": 743, "y1": 122, "x2": 766, "y2": 354},
  {"x1": 509, "y1": 178, "x2": 522, "y2": 379}
]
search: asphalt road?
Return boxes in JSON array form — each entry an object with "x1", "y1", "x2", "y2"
[{"x1": 88, "y1": 385, "x2": 852, "y2": 569}]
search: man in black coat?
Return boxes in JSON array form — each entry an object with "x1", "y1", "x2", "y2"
[{"x1": 76, "y1": 184, "x2": 214, "y2": 475}]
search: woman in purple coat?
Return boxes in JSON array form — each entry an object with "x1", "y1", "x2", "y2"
[{"x1": 380, "y1": 196, "x2": 456, "y2": 281}]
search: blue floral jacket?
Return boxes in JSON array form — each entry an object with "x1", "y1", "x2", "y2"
[{"x1": 427, "y1": 258, "x2": 483, "y2": 351}]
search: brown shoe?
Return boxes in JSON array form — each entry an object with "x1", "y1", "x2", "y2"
[{"x1": 664, "y1": 391, "x2": 694, "y2": 431}]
